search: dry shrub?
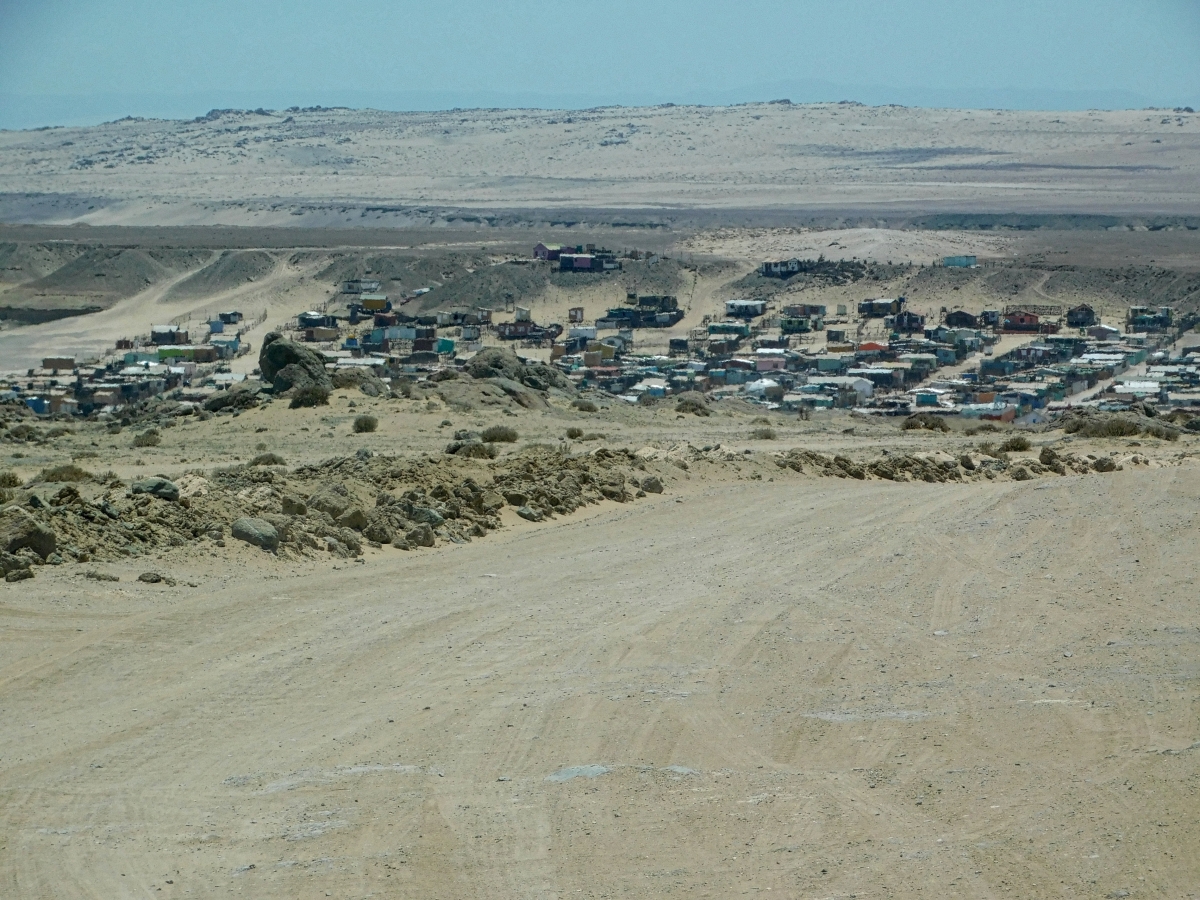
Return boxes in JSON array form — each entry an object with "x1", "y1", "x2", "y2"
[
  {"x1": 1062, "y1": 412, "x2": 1141, "y2": 439},
  {"x1": 353, "y1": 414, "x2": 378, "y2": 434},
  {"x1": 964, "y1": 422, "x2": 999, "y2": 436},
  {"x1": 249, "y1": 452, "x2": 286, "y2": 467},
  {"x1": 132, "y1": 429, "x2": 161, "y2": 448},
  {"x1": 580, "y1": 432, "x2": 606, "y2": 441},
  {"x1": 566, "y1": 427, "x2": 584, "y2": 439},
  {"x1": 979, "y1": 442, "x2": 1007, "y2": 460},
  {"x1": 0, "y1": 471, "x2": 19, "y2": 488},
  {"x1": 482, "y1": 424, "x2": 518, "y2": 443},
  {"x1": 999, "y1": 436, "x2": 1031, "y2": 452},
  {"x1": 750, "y1": 427, "x2": 777, "y2": 440},
  {"x1": 572, "y1": 399, "x2": 598, "y2": 413},
  {"x1": 290, "y1": 385, "x2": 330, "y2": 408},
  {"x1": 39, "y1": 463, "x2": 93, "y2": 483},
  {"x1": 454, "y1": 441, "x2": 498, "y2": 459},
  {"x1": 675, "y1": 393, "x2": 711, "y2": 417},
  {"x1": 1142, "y1": 421, "x2": 1180, "y2": 441},
  {"x1": 903, "y1": 413, "x2": 949, "y2": 432}
]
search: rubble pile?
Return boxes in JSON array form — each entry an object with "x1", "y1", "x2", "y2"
[
  {"x1": 774, "y1": 444, "x2": 1131, "y2": 482},
  {"x1": 0, "y1": 446, "x2": 651, "y2": 575}
]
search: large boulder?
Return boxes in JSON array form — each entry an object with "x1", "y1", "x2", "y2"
[
  {"x1": 0, "y1": 506, "x2": 56, "y2": 559},
  {"x1": 406, "y1": 523, "x2": 436, "y2": 547},
  {"x1": 231, "y1": 517, "x2": 279, "y2": 551},
  {"x1": 336, "y1": 507, "x2": 369, "y2": 531},
  {"x1": 331, "y1": 367, "x2": 386, "y2": 397},
  {"x1": 487, "y1": 377, "x2": 549, "y2": 410},
  {"x1": 465, "y1": 347, "x2": 574, "y2": 393},
  {"x1": 308, "y1": 484, "x2": 352, "y2": 519},
  {"x1": 259, "y1": 333, "x2": 332, "y2": 395},
  {"x1": 131, "y1": 477, "x2": 180, "y2": 502}
]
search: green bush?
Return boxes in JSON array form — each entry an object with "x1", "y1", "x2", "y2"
[
  {"x1": 566, "y1": 427, "x2": 584, "y2": 439},
  {"x1": 482, "y1": 424, "x2": 518, "y2": 443},
  {"x1": 0, "y1": 471, "x2": 19, "y2": 488},
  {"x1": 132, "y1": 429, "x2": 161, "y2": 448},
  {"x1": 353, "y1": 414, "x2": 378, "y2": 434}
]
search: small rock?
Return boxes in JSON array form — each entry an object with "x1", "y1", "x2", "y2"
[
  {"x1": 1063, "y1": 651, "x2": 1074, "y2": 658},
  {"x1": 641, "y1": 475, "x2": 664, "y2": 493},
  {"x1": 5, "y1": 567, "x2": 33, "y2": 583},
  {"x1": 503, "y1": 490, "x2": 527, "y2": 507},
  {"x1": 516, "y1": 506, "x2": 543, "y2": 522},
  {"x1": 408, "y1": 506, "x2": 444, "y2": 527},
  {"x1": 281, "y1": 495, "x2": 307, "y2": 516},
  {"x1": 231, "y1": 517, "x2": 280, "y2": 551},
  {"x1": 131, "y1": 477, "x2": 180, "y2": 502},
  {"x1": 137, "y1": 572, "x2": 175, "y2": 584},
  {"x1": 86, "y1": 571, "x2": 120, "y2": 582}
]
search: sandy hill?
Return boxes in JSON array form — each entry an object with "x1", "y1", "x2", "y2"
[{"x1": 0, "y1": 103, "x2": 1198, "y2": 226}]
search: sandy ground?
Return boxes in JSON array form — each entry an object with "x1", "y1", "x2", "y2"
[
  {"x1": 1, "y1": 104, "x2": 1198, "y2": 224},
  {"x1": 2, "y1": 447, "x2": 1199, "y2": 898},
  {"x1": 0, "y1": 255, "x2": 330, "y2": 372},
  {"x1": 676, "y1": 228, "x2": 1018, "y2": 266}
]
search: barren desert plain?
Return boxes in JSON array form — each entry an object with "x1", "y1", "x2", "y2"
[{"x1": 1, "y1": 103, "x2": 1200, "y2": 899}]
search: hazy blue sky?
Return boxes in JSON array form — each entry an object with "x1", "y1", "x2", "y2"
[{"x1": 1, "y1": 0, "x2": 1197, "y2": 128}]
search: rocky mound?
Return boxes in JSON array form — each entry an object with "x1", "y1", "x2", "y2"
[
  {"x1": 774, "y1": 444, "x2": 1130, "y2": 482},
  {"x1": 464, "y1": 347, "x2": 574, "y2": 393},
  {"x1": 0, "y1": 446, "x2": 653, "y2": 577}
]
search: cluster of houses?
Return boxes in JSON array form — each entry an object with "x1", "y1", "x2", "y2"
[
  {"x1": 8, "y1": 310, "x2": 256, "y2": 416},
  {"x1": 10, "y1": 243, "x2": 1197, "y2": 424},
  {"x1": 534, "y1": 243, "x2": 622, "y2": 272}
]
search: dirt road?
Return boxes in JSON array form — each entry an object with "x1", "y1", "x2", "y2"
[{"x1": 2, "y1": 466, "x2": 1197, "y2": 898}]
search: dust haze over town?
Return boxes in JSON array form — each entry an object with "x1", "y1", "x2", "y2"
[{"x1": 1, "y1": 3, "x2": 1200, "y2": 898}]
